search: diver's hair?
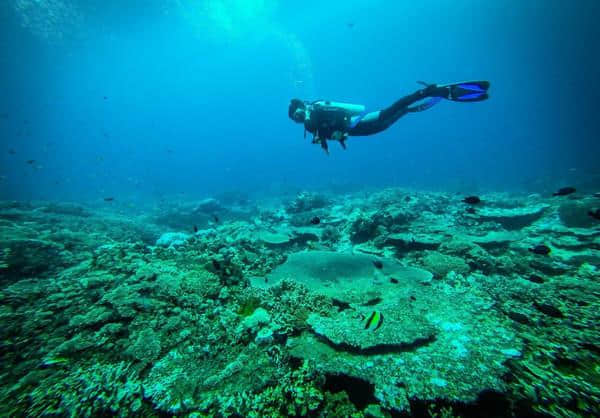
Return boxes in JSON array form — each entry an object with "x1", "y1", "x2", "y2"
[{"x1": 288, "y1": 98, "x2": 306, "y2": 119}]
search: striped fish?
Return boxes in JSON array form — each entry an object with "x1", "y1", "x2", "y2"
[{"x1": 362, "y1": 311, "x2": 384, "y2": 331}]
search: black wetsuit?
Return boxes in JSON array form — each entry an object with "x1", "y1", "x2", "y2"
[
  {"x1": 304, "y1": 85, "x2": 440, "y2": 140},
  {"x1": 348, "y1": 88, "x2": 435, "y2": 136}
]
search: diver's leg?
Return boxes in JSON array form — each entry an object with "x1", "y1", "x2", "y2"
[
  {"x1": 379, "y1": 85, "x2": 446, "y2": 121},
  {"x1": 348, "y1": 86, "x2": 446, "y2": 136},
  {"x1": 347, "y1": 111, "x2": 389, "y2": 136}
]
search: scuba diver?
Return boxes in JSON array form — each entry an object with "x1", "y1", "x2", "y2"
[{"x1": 288, "y1": 81, "x2": 490, "y2": 153}]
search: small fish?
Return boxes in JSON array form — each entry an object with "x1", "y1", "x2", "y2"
[
  {"x1": 310, "y1": 216, "x2": 320, "y2": 225},
  {"x1": 404, "y1": 196, "x2": 411, "y2": 202},
  {"x1": 372, "y1": 260, "x2": 383, "y2": 269},
  {"x1": 103, "y1": 96, "x2": 108, "y2": 100},
  {"x1": 529, "y1": 244, "x2": 551, "y2": 255},
  {"x1": 193, "y1": 225, "x2": 198, "y2": 233},
  {"x1": 589, "y1": 209, "x2": 600, "y2": 221},
  {"x1": 8, "y1": 148, "x2": 16, "y2": 155},
  {"x1": 594, "y1": 192, "x2": 600, "y2": 198},
  {"x1": 213, "y1": 214, "x2": 219, "y2": 223},
  {"x1": 26, "y1": 159, "x2": 36, "y2": 164},
  {"x1": 553, "y1": 187, "x2": 576, "y2": 196},
  {"x1": 526, "y1": 274, "x2": 545, "y2": 284},
  {"x1": 362, "y1": 311, "x2": 383, "y2": 331},
  {"x1": 389, "y1": 277, "x2": 399, "y2": 284},
  {"x1": 103, "y1": 197, "x2": 115, "y2": 202},
  {"x1": 462, "y1": 196, "x2": 481, "y2": 204},
  {"x1": 347, "y1": 22, "x2": 355, "y2": 29},
  {"x1": 465, "y1": 207, "x2": 476, "y2": 214}
]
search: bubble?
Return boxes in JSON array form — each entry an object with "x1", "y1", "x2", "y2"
[
  {"x1": 174, "y1": 0, "x2": 314, "y2": 97},
  {"x1": 11, "y1": 0, "x2": 83, "y2": 42}
]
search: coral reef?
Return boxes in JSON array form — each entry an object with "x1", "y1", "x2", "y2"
[
  {"x1": 0, "y1": 188, "x2": 598, "y2": 417},
  {"x1": 285, "y1": 191, "x2": 331, "y2": 213}
]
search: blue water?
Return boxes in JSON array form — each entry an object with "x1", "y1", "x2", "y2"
[{"x1": 1, "y1": 0, "x2": 599, "y2": 203}]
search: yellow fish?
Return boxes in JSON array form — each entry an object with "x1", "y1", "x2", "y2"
[{"x1": 362, "y1": 311, "x2": 383, "y2": 331}]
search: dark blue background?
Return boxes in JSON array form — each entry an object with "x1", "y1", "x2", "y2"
[{"x1": 1, "y1": 0, "x2": 599, "y2": 203}]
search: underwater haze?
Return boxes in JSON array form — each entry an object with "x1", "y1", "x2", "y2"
[
  {"x1": 1, "y1": 0, "x2": 599, "y2": 201},
  {"x1": 2, "y1": 1, "x2": 600, "y2": 417}
]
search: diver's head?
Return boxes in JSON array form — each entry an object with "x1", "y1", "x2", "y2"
[{"x1": 288, "y1": 98, "x2": 307, "y2": 123}]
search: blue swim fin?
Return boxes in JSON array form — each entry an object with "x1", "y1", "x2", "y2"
[
  {"x1": 419, "y1": 80, "x2": 490, "y2": 102},
  {"x1": 441, "y1": 81, "x2": 490, "y2": 102}
]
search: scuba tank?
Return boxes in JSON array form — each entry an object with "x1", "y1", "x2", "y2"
[{"x1": 312, "y1": 100, "x2": 366, "y2": 116}]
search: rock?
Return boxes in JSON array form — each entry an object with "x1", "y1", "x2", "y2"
[
  {"x1": 192, "y1": 198, "x2": 223, "y2": 214},
  {"x1": 37, "y1": 202, "x2": 91, "y2": 217},
  {"x1": 127, "y1": 329, "x2": 162, "y2": 362},
  {"x1": 476, "y1": 204, "x2": 549, "y2": 230},
  {"x1": 386, "y1": 206, "x2": 417, "y2": 226},
  {"x1": 0, "y1": 238, "x2": 67, "y2": 279},
  {"x1": 255, "y1": 230, "x2": 292, "y2": 247},
  {"x1": 421, "y1": 251, "x2": 470, "y2": 279},
  {"x1": 261, "y1": 251, "x2": 432, "y2": 305},
  {"x1": 354, "y1": 242, "x2": 384, "y2": 256},
  {"x1": 350, "y1": 215, "x2": 381, "y2": 244},
  {"x1": 364, "y1": 404, "x2": 388, "y2": 418},
  {"x1": 290, "y1": 227, "x2": 321, "y2": 244},
  {"x1": 241, "y1": 308, "x2": 271, "y2": 332},
  {"x1": 288, "y1": 285, "x2": 522, "y2": 414},
  {"x1": 154, "y1": 199, "x2": 247, "y2": 231},
  {"x1": 155, "y1": 232, "x2": 189, "y2": 248},
  {"x1": 439, "y1": 237, "x2": 477, "y2": 256},
  {"x1": 307, "y1": 309, "x2": 436, "y2": 352},
  {"x1": 254, "y1": 327, "x2": 274, "y2": 345},
  {"x1": 218, "y1": 287, "x2": 230, "y2": 300},
  {"x1": 285, "y1": 192, "x2": 330, "y2": 213},
  {"x1": 384, "y1": 233, "x2": 441, "y2": 252},
  {"x1": 558, "y1": 199, "x2": 598, "y2": 228},
  {"x1": 470, "y1": 231, "x2": 524, "y2": 250}
]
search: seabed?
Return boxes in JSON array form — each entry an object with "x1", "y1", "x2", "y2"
[{"x1": 1, "y1": 188, "x2": 599, "y2": 417}]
